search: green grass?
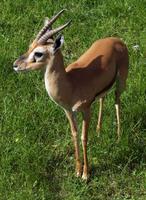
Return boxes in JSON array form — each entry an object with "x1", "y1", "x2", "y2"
[{"x1": 0, "y1": 0, "x2": 146, "y2": 199}]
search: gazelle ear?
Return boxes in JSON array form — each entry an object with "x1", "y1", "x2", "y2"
[{"x1": 52, "y1": 34, "x2": 64, "y2": 54}]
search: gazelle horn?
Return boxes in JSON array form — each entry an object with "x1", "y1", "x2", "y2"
[
  {"x1": 38, "y1": 20, "x2": 71, "y2": 44},
  {"x1": 35, "y1": 9, "x2": 66, "y2": 41}
]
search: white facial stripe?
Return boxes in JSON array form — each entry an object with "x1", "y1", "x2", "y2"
[
  {"x1": 27, "y1": 47, "x2": 46, "y2": 62},
  {"x1": 27, "y1": 52, "x2": 34, "y2": 61},
  {"x1": 34, "y1": 46, "x2": 46, "y2": 53}
]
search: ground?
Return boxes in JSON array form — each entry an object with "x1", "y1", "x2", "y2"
[{"x1": 0, "y1": 0, "x2": 146, "y2": 199}]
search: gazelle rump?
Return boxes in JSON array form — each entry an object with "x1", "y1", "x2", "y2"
[{"x1": 13, "y1": 10, "x2": 129, "y2": 180}]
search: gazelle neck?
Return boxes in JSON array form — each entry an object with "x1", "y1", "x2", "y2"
[
  {"x1": 45, "y1": 50, "x2": 66, "y2": 75},
  {"x1": 44, "y1": 50, "x2": 72, "y2": 108}
]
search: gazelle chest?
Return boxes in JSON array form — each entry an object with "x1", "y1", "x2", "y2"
[
  {"x1": 44, "y1": 72, "x2": 59, "y2": 105},
  {"x1": 44, "y1": 66, "x2": 75, "y2": 110},
  {"x1": 44, "y1": 72, "x2": 70, "y2": 109}
]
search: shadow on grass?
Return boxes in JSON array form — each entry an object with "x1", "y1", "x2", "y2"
[
  {"x1": 91, "y1": 112, "x2": 146, "y2": 179},
  {"x1": 46, "y1": 156, "x2": 64, "y2": 200},
  {"x1": 40, "y1": 152, "x2": 72, "y2": 200},
  {"x1": 91, "y1": 141, "x2": 146, "y2": 178}
]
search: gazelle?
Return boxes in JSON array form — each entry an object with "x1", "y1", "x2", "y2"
[{"x1": 13, "y1": 10, "x2": 129, "y2": 180}]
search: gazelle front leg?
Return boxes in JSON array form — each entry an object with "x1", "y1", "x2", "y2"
[
  {"x1": 96, "y1": 97, "x2": 104, "y2": 136},
  {"x1": 65, "y1": 110, "x2": 82, "y2": 177},
  {"x1": 81, "y1": 108, "x2": 91, "y2": 180}
]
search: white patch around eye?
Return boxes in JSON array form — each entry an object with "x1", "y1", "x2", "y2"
[
  {"x1": 27, "y1": 52, "x2": 34, "y2": 62},
  {"x1": 27, "y1": 47, "x2": 46, "y2": 62}
]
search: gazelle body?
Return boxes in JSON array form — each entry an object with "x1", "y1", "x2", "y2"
[{"x1": 13, "y1": 10, "x2": 129, "y2": 180}]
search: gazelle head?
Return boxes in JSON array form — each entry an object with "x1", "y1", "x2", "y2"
[{"x1": 13, "y1": 9, "x2": 71, "y2": 72}]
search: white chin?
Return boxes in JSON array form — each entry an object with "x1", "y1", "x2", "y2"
[
  {"x1": 13, "y1": 67, "x2": 27, "y2": 72},
  {"x1": 14, "y1": 67, "x2": 19, "y2": 71}
]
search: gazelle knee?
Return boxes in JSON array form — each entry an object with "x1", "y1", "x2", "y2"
[
  {"x1": 81, "y1": 135, "x2": 87, "y2": 146},
  {"x1": 72, "y1": 131, "x2": 78, "y2": 141}
]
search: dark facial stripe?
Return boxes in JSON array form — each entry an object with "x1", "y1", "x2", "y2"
[
  {"x1": 19, "y1": 55, "x2": 26, "y2": 60},
  {"x1": 91, "y1": 68, "x2": 118, "y2": 103}
]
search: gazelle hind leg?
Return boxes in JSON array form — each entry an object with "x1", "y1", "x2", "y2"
[
  {"x1": 96, "y1": 97, "x2": 104, "y2": 136},
  {"x1": 115, "y1": 49, "x2": 128, "y2": 141},
  {"x1": 115, "y1": 51, "x2": 128, "y2": 141},
  {"x1": 115, "y1": 74, "x2": 127, "y2": 142}
]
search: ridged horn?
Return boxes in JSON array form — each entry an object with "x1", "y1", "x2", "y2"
[
  {"x1": 38, "y1": 20, "x2": 71, "y2": 44},
  {"x1": 35, "y1": 9, "x2": 66, "y2": 42}
]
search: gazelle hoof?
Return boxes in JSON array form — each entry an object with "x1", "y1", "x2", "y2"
[
  {"x1": 96, "y1": 126, "x2": 101, "y2": 136},
  {"x1": 76, "y1": 163, "x2": 82, "y2": 177},
  {"x1": 82, "y1": 173, "x2": 89, "y2": 181},
  {"x1": 116, "y1": 137, "x2": 120, "y2": 144},
  {"x1": 76, "y1": 171, "x2": 82, "y2": 177}
]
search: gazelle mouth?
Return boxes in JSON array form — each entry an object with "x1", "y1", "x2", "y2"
[
  {"x1": 13, "y1": 67, "x2": 28, "y2": 72},
  {"x1": 13, "y1": 67, "x2": 19, "y2": 71}
]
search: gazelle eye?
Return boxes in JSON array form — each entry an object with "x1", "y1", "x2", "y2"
[{"x1": 34, "y1": 52, "x2": 43, "y2": 58}]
